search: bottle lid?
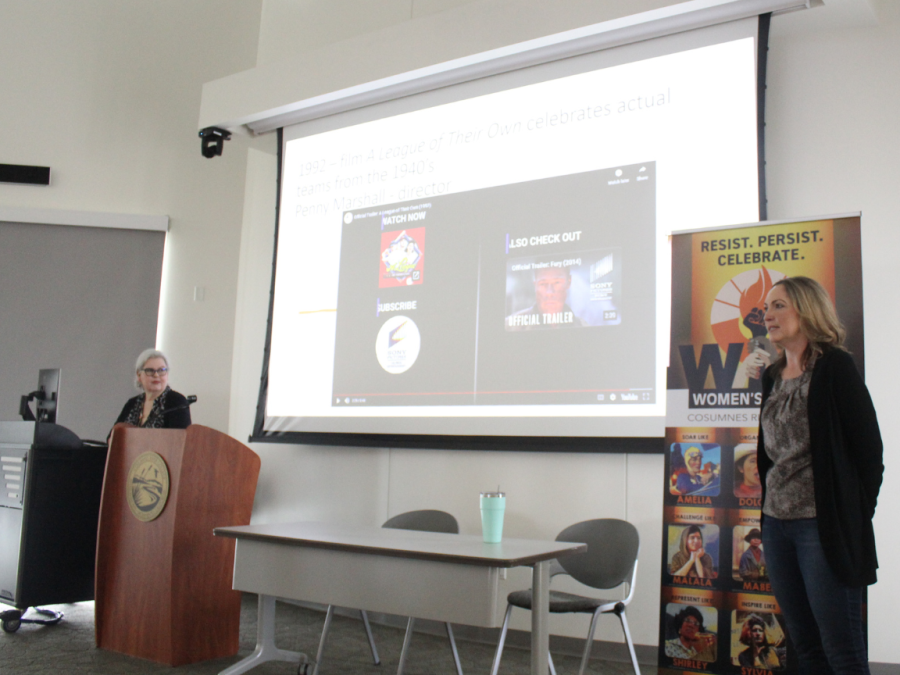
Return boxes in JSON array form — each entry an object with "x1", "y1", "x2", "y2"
[{"x1": 480, "y1": 491, "x2": 505, "y2": 498}]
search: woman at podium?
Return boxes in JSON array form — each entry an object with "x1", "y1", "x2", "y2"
[{"x1": 113, "y1": 349, "x2": 191, "y2": 430}]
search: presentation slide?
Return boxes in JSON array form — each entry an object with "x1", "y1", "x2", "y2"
[
  {"x1": 262, "y1": 31, "x2": 761, "y2": 439},
  {"x1": 331, "y1": 164, "x2": 655, "y2": 408}
]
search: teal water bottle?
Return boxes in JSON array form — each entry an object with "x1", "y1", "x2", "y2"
[{"x1": 480, "y1": 491, "x2": 506, "y2": 543}]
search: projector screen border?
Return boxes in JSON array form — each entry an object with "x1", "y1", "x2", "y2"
[
  {"x1": 249, "y1": 15, "x2": 774, "y2": 453},
  {"x1": 248, "y1": 430, "x2": 664, "y2": 454}
]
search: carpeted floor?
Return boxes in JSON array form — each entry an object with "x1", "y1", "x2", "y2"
[{"x1": 0, "y1": 594, "x2": 655, "y2": 674}]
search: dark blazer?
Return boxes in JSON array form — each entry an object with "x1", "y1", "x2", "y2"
[
  {"x1": 114, "y1": 389, "x2": 192, "y2": 430},
  {"x1": 758, "y1": 348, "x2": 883, "y2": 586}
]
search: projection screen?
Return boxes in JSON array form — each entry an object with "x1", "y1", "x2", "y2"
[{"x1": 252, "y1": 16, "x2": 768, "y2": 450}]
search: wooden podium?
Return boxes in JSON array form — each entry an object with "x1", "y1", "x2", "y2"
[{"x1": 95, "y1": 425, "x2": 260, "y2": 666}]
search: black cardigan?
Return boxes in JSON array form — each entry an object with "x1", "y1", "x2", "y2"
[
  {"x1": 757, "y1": 348, "x2": 883, "y2": 587},
  {"x1": 114, "y1": 389, "x2": 192, "y2": 430}
]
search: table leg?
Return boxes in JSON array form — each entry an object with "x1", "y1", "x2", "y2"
[
  {"x1": 531, "y1": 560, "x2": 551, "y2": 675},
  {"x1": 219, "y1": 595, "x2": 308, "y2": 675}
]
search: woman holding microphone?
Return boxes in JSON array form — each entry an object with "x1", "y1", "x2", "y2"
[{"x1": 757, "y1": 276, "x2": 882, "y2": 674}]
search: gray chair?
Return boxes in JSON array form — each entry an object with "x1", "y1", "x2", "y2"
[
  {"x1": 312, "y1": 510, "x2": 464, "y2": 675},
  {"x1": 490, "y1": 519, "x2": 641, "y2": 675}
]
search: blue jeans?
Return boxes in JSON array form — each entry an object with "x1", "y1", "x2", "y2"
[{"x1": 762, "y1": 516, "x2": 869, "y2": 675}]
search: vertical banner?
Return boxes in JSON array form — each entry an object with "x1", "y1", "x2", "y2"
[{"x1": 659, "y1": 216, "x2": 863, "y2": 674}]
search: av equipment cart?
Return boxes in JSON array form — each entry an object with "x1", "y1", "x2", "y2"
[{"x1": 0, "y1": 422, "x2": 107, "y2": 632}]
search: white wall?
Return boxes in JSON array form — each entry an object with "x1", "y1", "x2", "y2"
[
  {"x1": 255, "y1": 0, "x2": 676, "y2": 67},
  {"x1": 0, "y1": 0, "x2": 262, "y2": 432},
  {"x1": 229, "y1": 0, "x2": 900, "y2": 661},
  {"x1": 764, "y1": 7, "x2": 900, "y2": 662}
]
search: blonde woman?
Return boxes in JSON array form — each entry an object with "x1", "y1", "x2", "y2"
[{"x1": 758, "y1": 276, "x2": 882, "y2": 674}]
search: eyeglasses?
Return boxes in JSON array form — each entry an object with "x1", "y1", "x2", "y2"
[
  {"x1": 683, "y1": 619, "x2": 701, "y2": 627},
  {"x1": 141, "y1": 367, "x2": 168, "y2": 376}
]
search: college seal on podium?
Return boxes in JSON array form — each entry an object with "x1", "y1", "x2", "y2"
[{"x1": 126, "y1": 452, "x2": 170, "y2": 522}]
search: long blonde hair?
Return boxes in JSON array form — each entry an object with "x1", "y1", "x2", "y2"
[{"x1": 768, "y1": 276, "x2": 845, "y2": 378}]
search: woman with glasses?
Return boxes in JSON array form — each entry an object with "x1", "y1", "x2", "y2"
[{"x1": 112, "y1": 349, "x2": 191, "y2": 432}]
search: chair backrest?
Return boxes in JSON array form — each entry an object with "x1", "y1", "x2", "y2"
[
  {"x1": 382, "y1": 509, "x2": 459, "y2": 534},
  {"x1": 555, "y1": 519, "x2": 639, "y2": 590}
]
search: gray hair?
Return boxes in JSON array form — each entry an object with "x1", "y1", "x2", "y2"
[{"x1": 134, "y1": 348, "x2": 169, "y2": 390}]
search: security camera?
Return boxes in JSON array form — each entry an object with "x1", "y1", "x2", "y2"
[{"x1": 199, "y1": 126, "x2": 231, "y2": 158}]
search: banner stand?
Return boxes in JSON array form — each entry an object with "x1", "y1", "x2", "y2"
[{"x1": 657, "y1": 214, "x2": 864, "y2": 674}]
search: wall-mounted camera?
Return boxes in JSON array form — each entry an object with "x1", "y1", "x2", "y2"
[{"x1": 199, "y1": 126, "x2": 232, "y2": 158}]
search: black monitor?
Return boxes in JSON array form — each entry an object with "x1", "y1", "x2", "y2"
[
  {"x1": 19, "y1": 368, "x2": 61, "y2": 424},
  {"x1": 36, "y1": 369, "x2": 60, "y2": 423}
]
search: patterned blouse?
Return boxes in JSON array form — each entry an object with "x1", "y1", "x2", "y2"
[
  {"x1": 665, "y1": 637, "x2": 717, "y2": 662},
  {"x1": 760, "y1": 368, "x2": 816, "y2": 519},
  {"x1": 121, "y1": 387, "x2": 173, "y2": 429}
]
